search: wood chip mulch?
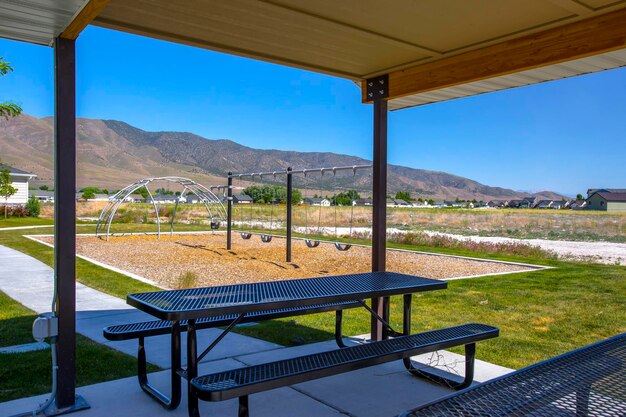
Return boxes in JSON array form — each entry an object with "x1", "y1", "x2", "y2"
[{"x1": 36, "y1": 234, "x2": 537, "y2": 289}]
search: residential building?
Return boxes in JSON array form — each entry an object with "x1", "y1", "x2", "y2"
[
  {"x1": 569, "y1": 200, "x2": 587, "y2": 210},
  {"x1": 232, "y1": 194, "x2": 253, "y2": 204},
  {"x1": 521, "y1": 196, "x2": 538, "y2": 208},
  {"x1": 303, "y1": 197, "x2": 331, "y2": 206},
  {"x1": 586, "y1": 191, "x2": 626, "y2": 212},
  {"x1": 29, "y1": 189, "x2": 54, "y2": 203},
  {"x1": 487, "y1": 200, "x2": 507, "y2": 208},
  {"x1": 124, "y1": 194, "x2": 144, "y2": 203},
  {"x1": 0, "y1": 164, "x2": 36, "y2": 205},
  {"x1": 586, "y1": 188, "x2": 626, "y2": 198},
  {"x1": 393, "y1": 199, "x2": 412, "y2": 207},
  {"x1": 535, "y1": 200, "x2": 553, "y2": 209},
  {"x1": 551, "y1": 200, "x2": 569, "y2": 209},
  {"x1": 147, "y1": 195, "x2": 178, "y2": 204},
  {"x1": 507, "y1": 199, "x2": 522, "y2": 208},
  {"x1": 353, "y1": 198, "x2": 373, "y2": 206}
]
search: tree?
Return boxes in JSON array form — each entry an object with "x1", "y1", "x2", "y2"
[
  {"x1": 0, "y1": 163, "x2": 17, "y2": 219},
  {"x1": 39, "y1": 185, "x2": 49, "y2": 191},
  {"x1": 427, "y1": 198, "x2": 435, "y2": 206},
  {"x1": 395, "y1": 191, "x2": 413, "y2": 201},
  {"x1": 576, "y1": 193, "x2": 584, "y2": 201},
  {"x1": 332, "y1": 190, "x2": 360, "y2": 206},
  {"x1": 81, "y1": 190, "x2": 95, "y2": 200},
  {"x1": 1, "y1": 57, "x2": 23, "y2": 120},
  {"x1": 26, "y1": 194, "x2": 40, "y2": 217}
]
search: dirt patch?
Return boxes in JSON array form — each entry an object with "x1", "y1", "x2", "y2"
[{"x1": 36, "y1": 234, "x2": 538, "y2": 289}]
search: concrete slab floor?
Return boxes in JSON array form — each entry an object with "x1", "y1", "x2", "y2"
[{"x1": 0, "y1": 337, "x2": 513, "y2": 417}]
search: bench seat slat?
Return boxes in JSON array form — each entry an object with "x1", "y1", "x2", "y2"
[
  {"x1": 103, "y1": 301, "x2": 361, "y2": 340},
  {"x1": 192, "y1": 323, "x2": 498, "y2": 401}
]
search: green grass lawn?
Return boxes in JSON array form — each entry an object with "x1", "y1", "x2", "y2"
[
  {"x1": 0, "y1": 217, "x2": 54, "y2": 228},
  {"x1": 0, "y1": 290, "x2": 160, "y2": 403},
  {"x1": 1, "y1": 223, "x2": 624, "y2": 373}
]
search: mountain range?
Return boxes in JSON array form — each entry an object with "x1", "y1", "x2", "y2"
[{"x1": 0, "y1": 114, "x2": 564, "y2": 201}]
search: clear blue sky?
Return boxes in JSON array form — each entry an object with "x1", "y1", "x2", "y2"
[{"x1": 1, "y1": 26, "x2": 625, "y2": 197}]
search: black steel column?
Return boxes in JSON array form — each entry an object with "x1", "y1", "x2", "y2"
[
  {"x1": 286, "y1": 167, "x2": 293, "y2": 262},
  {"x1": 54, "y1": 36, "x2": 77, "y2": 409},
  {"x1": 227, "y1": 173, "x2": 233, "y2": 250},
  {"x1": 368, "y1": 75, "x2": 388, "y2": 341}
]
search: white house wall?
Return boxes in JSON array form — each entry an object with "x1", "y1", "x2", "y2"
[{"x1": 4, "y1": 176, "x2": 29, "y2": 205}]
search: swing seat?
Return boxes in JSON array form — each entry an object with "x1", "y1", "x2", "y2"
[
  {"x1": 241, "y1": 232, "x2": 252, "y2": 240},
  {"x1": 210, "y1": 221, "x2": 220, "y2": 230},
  {"x1": 334, "y1": 243, "x2": 352, "y2": 251},
  {"x1": 260, "y1": 234, "x2": 273, "y2": 243},
  {"x1": 305, "y1": 239, "x2": 320, "y2": 248}
]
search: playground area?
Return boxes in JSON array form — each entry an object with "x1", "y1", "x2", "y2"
[{"x1": 34, "y1": 233, "x2": 539, "y2": 288}]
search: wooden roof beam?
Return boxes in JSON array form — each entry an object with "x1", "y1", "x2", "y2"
[
  {"x1": 60, "y1": 0, "x2": 110, "y2": 39},
  {"x1": 363, "y1": 8, "x2": 626, "y2": 103}
]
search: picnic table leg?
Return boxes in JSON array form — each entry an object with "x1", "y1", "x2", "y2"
[
  {"x1": 137, "y1": 320, "x2": 182, "y2": 409},
  {"x1": 187, "y1": 319, "x2": 200, "y2": 417},
  {"x1": 403, "y1": 294, "x2": 412, "y2": 335},
  {"x1": 335, "y1": 310, "x2": 348, "y2": 348},
  {"x1": 403, "y1": 343, "x2": 476, "y2": 390},
  {"x1": 575, "y1": 383, "x2": 591, "y2": 416},
  {"x1": 401, "y1": 293, "x2": 477, "y2": 390}
]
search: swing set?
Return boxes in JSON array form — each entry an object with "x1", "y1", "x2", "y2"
[{"x1": 227, "y1": 164, "x2": 371, "y2": 261}]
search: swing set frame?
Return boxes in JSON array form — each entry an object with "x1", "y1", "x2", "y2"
[{"x1": 226, "y1": 164, "x2": 371, "y2": 262}]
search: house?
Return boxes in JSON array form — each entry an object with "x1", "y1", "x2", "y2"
[
  {"x1": 507, "y1": 199, "x2": 522, "y2": 208},
  {"x1": 586, "y1": 191, "x2": 626, "y2": 212},
  {"x1": 551, "y1": 200, "x2": 569, "y2": 209},
  {"x1": 521, "y1": 196, "x2": 538, "y2": 208},
  {"x1": 0, "y1": 164, "x2": 36, "y2": 205},
  {"x1": 569, "y1": 200, "x2": 587, "y2": 210},
  {"x1": 124, "y1": 194, "x2": 144, "y2": 203},
  {"x1": 29, "y1": 189, "x2": 54, "y2": 203},
  {"x1": 186, "y1": 195, "x2": 198, "y2": 204},
  {"x1": 535, "y1": 200, "x2": 553, "y2": 209},
  {"x1": 586, "y1": 188, "x2": 626, "y2": 198},
  {"x1": 232, "y1": 194, "x2": 253, "y2": 204},
  {"x1": 303, "y1": 197, "x2": 331, "y2": 206},
  {"x1": 353, "y1": 198, "x2": 373, "y2": 206},
  {"x1": 147, "y1": 194, "x2": 178, "y2": 204},
  {"x1": 487, "y1": 200, "x2": 507, "y2": 208},
  {"x1": 393, "y1": 199, "x2": 412, "y2": 207}
]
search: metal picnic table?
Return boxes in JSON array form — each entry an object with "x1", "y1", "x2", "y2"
[
  {"x1": 400, "y1": 332, "x2": 626, "y2": 416},
  {"x1": 127, "y1": 271, "x2": 447, "y2": 416}
]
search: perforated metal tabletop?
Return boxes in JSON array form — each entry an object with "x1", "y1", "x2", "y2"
[
  {"x1": 401, "y1": 332, "x2": 626, "y2": 417},
  {"x1": 127, "y1": 272, "x2": 446, "y2": 321}
]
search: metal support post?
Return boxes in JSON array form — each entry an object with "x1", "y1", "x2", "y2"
[
  {"x1": 227, "y1": 173, "x2": 233, "y2": 250},
  {"x1": 369, "y1": 74, "x2": 389, "y2": 341},
  {"x1": 52, "y1": 36, "x2": 89, "y2": 415},
  {"x1": 286, "y1": 167, "x2": 293, "y2": 262}
]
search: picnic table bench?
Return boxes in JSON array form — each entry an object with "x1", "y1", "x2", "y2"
[
  {"x1": 114, "y1": 272, "x2": 500, "y2": 417},
  {"x1": 103, "y1": 300, "x2": 361, "y2": 408},
  {"x1": 399, "y1": 332, "x2": 626, "y2": 416}
]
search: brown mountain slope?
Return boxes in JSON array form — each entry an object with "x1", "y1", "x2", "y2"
[{"x1": 0, "y1": 114, "x2": 562, "y2": 200}]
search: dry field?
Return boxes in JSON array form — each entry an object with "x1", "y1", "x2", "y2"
[
  {"x1": 60, "y1": 201, "x2": 626, "y2": 243},
  {"x1": 36, "y1": 233, "x2": 537, "y2": 289}
]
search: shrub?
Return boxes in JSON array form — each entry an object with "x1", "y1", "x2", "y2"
[
  {"x1": 0, "y1": 205, "x2": 29, "y2": 217},
  {"x1": 387, "y1": 231, "x2": 556, "y2": 259},
  {"x1": 26, "y1": 195, "x2": 40, "y2": 217}
]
